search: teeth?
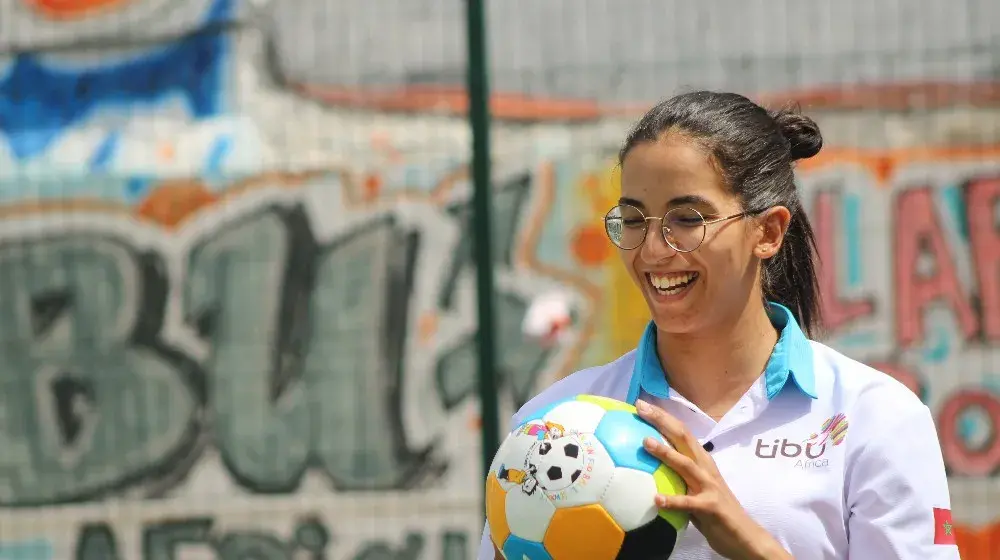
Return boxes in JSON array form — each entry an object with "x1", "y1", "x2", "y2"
[{"x1": 648, "y1": 272, "x2": 697, "y2": 294}]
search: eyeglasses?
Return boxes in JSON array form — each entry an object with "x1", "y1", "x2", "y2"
[{"x1": 604, "y1": 204, "x2": 765, "y2": 252}]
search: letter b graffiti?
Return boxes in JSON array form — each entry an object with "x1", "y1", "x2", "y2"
[{"x1": 0, "y1": 235, "x2": 197, "y2": 506}]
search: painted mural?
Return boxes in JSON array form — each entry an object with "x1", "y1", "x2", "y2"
[{"x1": 0, "y1": 0, "x2": 998, "y2": 558}]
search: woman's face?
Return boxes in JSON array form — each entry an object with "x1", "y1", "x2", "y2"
[{"x1": 617, "y1": 133, "x2": 786, "y2": 335}]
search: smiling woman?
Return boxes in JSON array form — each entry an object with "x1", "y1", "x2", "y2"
[
  {"x1": 480, "y1": 91, "x2": 958, "y2": 560},
  {"x1": 611, "y1": 102, "x2": 820, "y2": 347}
]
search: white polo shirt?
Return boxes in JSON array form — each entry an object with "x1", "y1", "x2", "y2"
[{"x1": 478, "y1": 303, "x2": 959, "y2": 560}]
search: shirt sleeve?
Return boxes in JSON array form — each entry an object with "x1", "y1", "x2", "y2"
[
  {"x1": 477, "y1": 522, "x2": 498, "y2": 560},
  {"x1": 846, "y1": 399, "x2": 961, "y2": 559}
]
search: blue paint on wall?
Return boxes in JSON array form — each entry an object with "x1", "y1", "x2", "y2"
[
  {"x1": 939, "y1": 185, "x2": 968, "y2": 241},
  {"x1": 89, "y1": 131, "x2": 122, "y2": 171},
  {"x1": 205, "y1": 134, "x2": 234, "y2": 175},
  {"x1": 0, "y1": 539, "x2": 52, "y2": 560},
  {"x1": 842, "y1": 193, "x2": 863, "y2": 288},
  {"x1": 0, "y1": 0, "x2": 234, "y2": 161}
]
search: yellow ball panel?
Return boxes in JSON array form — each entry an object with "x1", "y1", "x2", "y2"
[
  {"x1": 485, "y1": 473, "x2": 511, "y2": 547},
  {"x1": 576, "y1": 394, "x2": 636, "y2": 414},
  {"x1": 543, "y1": 504, "x2": 625, "y2": 560},
  {"x1": 652, "y1": 464, "x2": 690, "y2": 530}
]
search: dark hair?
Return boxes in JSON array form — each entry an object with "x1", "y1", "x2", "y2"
[{"x1": 618, "y1": 91, "x2": 823, "y2": 336}]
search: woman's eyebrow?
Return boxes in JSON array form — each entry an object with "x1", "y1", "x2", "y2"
[
  {"x1": 618, "y1": 194, "x2": 719, "y2": 211},
  {"x1": 617, "y1": 196, "x2": 645, "y2": 209},
  {"x1": 667, "y1": 194, "x2": 715, "y2": 208}
]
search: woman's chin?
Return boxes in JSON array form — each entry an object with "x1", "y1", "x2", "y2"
[{"x1": 644, "y1": 295, "x2": 703, "y2": 334}]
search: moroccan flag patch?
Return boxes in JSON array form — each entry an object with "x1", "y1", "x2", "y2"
[{"x1": 933, "y1": 508, "x2": 956, "y2": 545}]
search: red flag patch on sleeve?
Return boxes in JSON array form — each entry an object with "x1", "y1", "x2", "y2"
[{"x1": 933, "y1": 508, "x2": 957, "y2": 545}]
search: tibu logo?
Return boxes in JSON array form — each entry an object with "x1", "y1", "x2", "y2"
[{"x1": 754, "y1": 414, "x2": 849, "y2": 469}]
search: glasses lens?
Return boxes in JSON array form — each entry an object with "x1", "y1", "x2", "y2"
[
  {"x1": 664, "y1": 207, "x2": 706, "y2": 252},
  {"x1": 605, "y1": 204, "x2": 646, "y2": 249}
]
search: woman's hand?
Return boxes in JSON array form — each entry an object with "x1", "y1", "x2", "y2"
[{"x1": 635, "y1": 399, "x2": 793, "y2": 560}]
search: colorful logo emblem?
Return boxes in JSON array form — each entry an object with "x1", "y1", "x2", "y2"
[{"x1": 806, "y1": 413, "x2": 849, "y2": 447}]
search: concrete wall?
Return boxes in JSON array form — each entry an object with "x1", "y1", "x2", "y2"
[{"x1": 0, "y1": 1, "x2": 998, "y2": 558}]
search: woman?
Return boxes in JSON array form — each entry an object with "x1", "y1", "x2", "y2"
[{"x1": 478, "y1": 91, "x2": 957, "y2": 559}]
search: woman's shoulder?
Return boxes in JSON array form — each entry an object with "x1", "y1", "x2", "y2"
[
  {"x1": 508, "y1": 350, "x2": 638, "y2": 429},
  {"x1": 807, "y1": 339, "x2": 926, "y2": 416}
]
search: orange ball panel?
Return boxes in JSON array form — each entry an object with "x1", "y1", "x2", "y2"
[
  {"x1": 544, "y1": 504, "x2": 625, "y2": 560},
  {"x1": 485, "y1": 473, "x2": 511, "y2": 548}
]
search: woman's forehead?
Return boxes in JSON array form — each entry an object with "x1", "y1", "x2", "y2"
[{"x1": 619, "y1": 139, "x2": 729, "y2": 209}]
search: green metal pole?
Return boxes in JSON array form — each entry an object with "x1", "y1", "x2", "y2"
[{"x1": 464, "y1": 0, "x2": 501, "y2": 517}]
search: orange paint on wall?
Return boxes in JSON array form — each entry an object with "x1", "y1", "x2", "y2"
[
  {"x1": 26, "y1": 0, "x2": 131, "y2": 20},
  {"x1": 136, "y1": 181, "x2": 218, "y2": 228},
  {"x1": 570, "y1": 225, "x2": 613, "y2": 266},
  {"x1": 363, "y1": 174, "x2": 383, "y2": 201},
  {"x1": 796, "y1": 146, "x2": 1000, "y2": 187},
  {"x1": 955, "y1": 522, "x2": 1000, "y2": 559}
]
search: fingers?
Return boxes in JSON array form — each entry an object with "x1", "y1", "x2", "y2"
[
  {"x1": 643, "y1": 435, "x2": 708, "y2": 488},
  {"x1": 636, "y1": 399, "x2": 701, "y2": 456},
  {"x1": 656, "y1": 492, "x2": 711, "y2": 513},
  {"x1": 634, "y1": 401, "x2": 730, "y2": 518},
  {"x1": 649, "y1": 457, "x2": 718, "y2": 515}
]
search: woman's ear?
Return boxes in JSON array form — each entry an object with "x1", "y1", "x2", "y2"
[{"x1": 754, "y1": 206, "x2": 792, "y2": 259}]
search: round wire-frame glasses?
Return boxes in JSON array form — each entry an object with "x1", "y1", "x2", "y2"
[{"x1": 604, "y1": 204, "x2": 765, "y2": 252}]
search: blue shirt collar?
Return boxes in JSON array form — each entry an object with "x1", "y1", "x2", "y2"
[{"x1": 625, "y1": 302, "x2": 817, "y2": 404}]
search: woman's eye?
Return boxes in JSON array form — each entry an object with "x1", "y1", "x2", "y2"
[{"x1": 623, "y1": 219, "x2": 645, "y2": 227}]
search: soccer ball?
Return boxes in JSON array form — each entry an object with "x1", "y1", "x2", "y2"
[{"x1": 486, "y1": 394, "x2": 689, "y2": 560}]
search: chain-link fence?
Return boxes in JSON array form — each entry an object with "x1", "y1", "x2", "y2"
[{"x1": 0, "y1": 0, "x2": 997, "y2": 558}]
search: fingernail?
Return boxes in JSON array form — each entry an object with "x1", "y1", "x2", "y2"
[
  {"x1": 654, "y1": 494, "x2": 667, "y2": 507},
  {"x1": 636, "y1": 399, "x2": 649, "y2": 413},
  {"x1": 643, "y1": 437, "x2": 658, "y2": 450}
]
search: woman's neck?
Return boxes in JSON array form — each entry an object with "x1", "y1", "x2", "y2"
[{"x1": 655, "y1": 303, "x2": 779, "y2": 421}]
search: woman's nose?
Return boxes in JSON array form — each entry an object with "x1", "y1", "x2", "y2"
[{"x1": 639, "y1": 223, "x2": 677, "y2": 261}]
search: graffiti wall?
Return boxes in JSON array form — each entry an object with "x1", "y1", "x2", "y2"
[
  {"x1": 0, "y1": 1, "x2": 560, "y2": 558},
  {"x1": 1, "y1": 0, "x2": 999, "y2": 558},
  {"x1": 0, "y1": 163, "x2": 597, "y2": 558}
]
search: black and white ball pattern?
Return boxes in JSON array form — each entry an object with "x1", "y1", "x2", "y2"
[{"x1": 528, "y1": 435, "x2": 586, "y2": 492}]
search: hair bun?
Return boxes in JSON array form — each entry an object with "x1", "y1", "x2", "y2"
[{"x1": 771, "y1": 108, "x2": 823, "y2": 161}]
